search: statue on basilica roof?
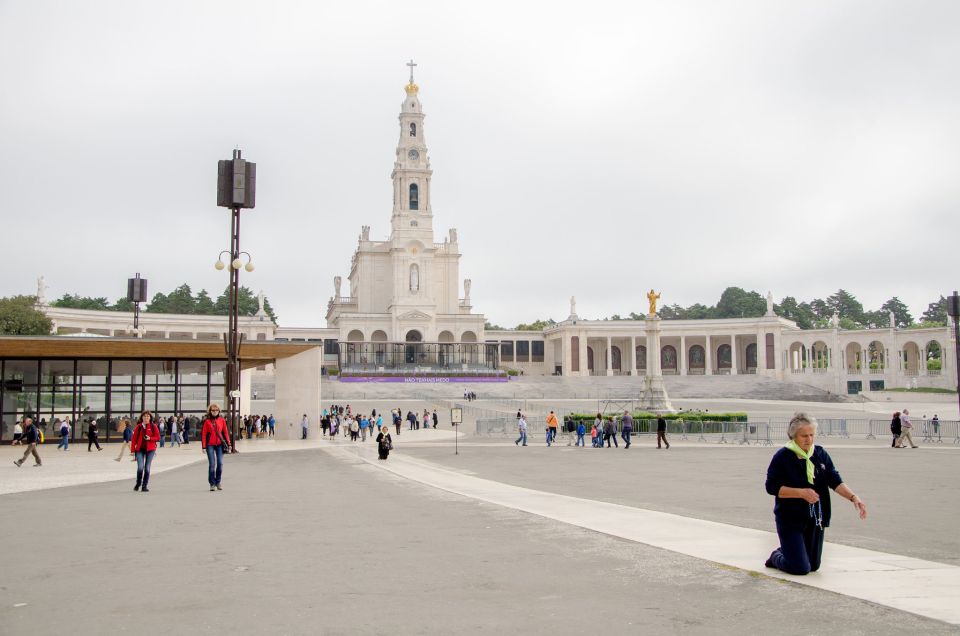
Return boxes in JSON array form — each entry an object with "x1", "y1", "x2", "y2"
[{"x1": 647, "y1": 289, "x2": 661, "y2": 317}]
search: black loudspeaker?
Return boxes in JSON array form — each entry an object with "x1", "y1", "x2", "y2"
[
  {"x1": 217, "y1": 152, "x2": 256, "y2": 209},
  {"x1": 948, "y1": 292, "x2": 960, "y2": 320},
  {"x1": 127, "y1": 277, "x2": 148, "y2": 303}
]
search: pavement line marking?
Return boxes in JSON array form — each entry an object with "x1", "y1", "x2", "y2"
[{"x1": 325, "y1": 444, "x2": 960, "y2": 626}]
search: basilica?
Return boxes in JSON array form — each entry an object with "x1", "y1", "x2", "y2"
[{"x1": 36, "y1": 69, "x2": 958, "y2": 396}]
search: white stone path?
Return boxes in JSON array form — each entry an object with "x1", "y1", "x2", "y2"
[{"x1": 328, "y1": 442, "x2": 960, "y2": 626}]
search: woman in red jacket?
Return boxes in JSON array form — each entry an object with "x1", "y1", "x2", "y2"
[
  {"x1": 131, "y1": 410, "x2": 161, "y2": 492},
  {"x1": 201, "y1": 403, "x2": 231, "y2": 492}
]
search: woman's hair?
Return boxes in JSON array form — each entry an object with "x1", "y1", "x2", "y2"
[
  {"x1": 787, "y1": 412, "x2": 818, "y2": 439},
  {"x1": 137, "y1": 410, "x2": 153, "y2": 424},
  {"x1": 893, "y1": 411, "x2": 901, "y2": 417},
  {"x1": 206, "y1": 403, "x2": 221, "y2": 417}
]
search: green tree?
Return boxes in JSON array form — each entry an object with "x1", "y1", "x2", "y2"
[
  {"x1": 214, "y1": 285, "x2": 277, "y2": 322},
  {"x1": 862, "y1": 310, "x2": 887, "y2": 329},
  {"x1": 484, "y1": 321, "x2": 504, "y2": 331},
  {"x1": 659, "y1": 304, "x2": 686, "y2": 320},
  {"x1": 715, "y1": 287, "x2": 766, "y2": 318},
  {"x1": 826, "y1": 290, "x2": 864, "y2": 324},
  {"x1": 165, "y1": 284, "x2": 196, "y2": 314},
  {"x1": 145, "y1": 292, "x2": 169, "y2": 313},
  {"x1": 880, "y1": 297, "x2": 913, "y2": 327},
  {"x1": 921, "y1": 296, "x2": 948, "y2": 324},
  {"x1": 0, "y1": 296, "x2": 52, "y2": 335},
  {"x1": 112, "y1": 297, "x2": 134, "y2": 312},
  {"x1": 776, "y1": 297, "x2": 816, "y2": 329},
  {"x1": 52, "y1": 293, "x2": 110, "y2": 310},
  {"x1": 627, "y1": 311, "x2": 646, "y2": 320},
  {"x1": 515, "y1": 319, "x2": 556, "y2": 331},
  {"x1": 195, "y1": 289, "x2": 215, "y2": 315}
]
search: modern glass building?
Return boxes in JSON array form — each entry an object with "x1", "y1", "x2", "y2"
[{"x1": 0, "y1": 337, "x2": 318, "y2": 443}]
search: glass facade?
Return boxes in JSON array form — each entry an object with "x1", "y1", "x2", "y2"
[{"x1": 0, "y1": 359, "x2": 226, "y2": 443}]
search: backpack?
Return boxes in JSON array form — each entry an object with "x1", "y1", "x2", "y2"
[{"x1": 60, "y1": 424, "x2": 69, "y2": 436}]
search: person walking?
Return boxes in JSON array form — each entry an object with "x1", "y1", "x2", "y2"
[
  {"x1": 656, "y1": 415, "x2": 670, "y2": 449},
  {"x1": 890, "y1": 411, "x2": 902, "y2": 447},
  {"x1": 13, "y1": 417, "x2": 42, "y2": 467},
  {"x1": 422, "y1": 410, "x2": 430, "y2": 431},
  {"x1": 131, "y1": 411, "x2": 160, "y2": 492},
  {"x1": 546, "y1": 411, "x2": 559, "y2": 445},
  {"x1": 576, "y1": 420, "x2": 586, "y2": 447},
  {"x1": 515, "y1": 415, "x2": 528, "y2": 446},
  {"x1": 349, "y1": 417, "x2": 360, "y2": 441},
  {"x1": 764, "y1": 412, "x2": 867, "y2": 575},
  {"x1": 603, "y1": 417, "x2": 618, "y2": 448},
  {"x1": 168, "y1": 416, "x2": 181, "y2": 447},
  {"x1": 201, "y1": 404, "x2": 230, "y2": 492},
  {"x1": 898, "y1": 408, "x2": 918, "y2": 448},
  {"x1": 87, "y1": 418, "x2": 103, "y2": 452},
  {"x1": 360, "y1": 415, "x2": 369, "y2": 442},
  {"x1": 621, "y1": 410, "x2": 634, "y2": 449},
  {"x1": 394, "y1": 410, "x2": 402, "y2": 436},
  {"x1": 268, "y1": 414, "x2": 275, "y2": 437},
  {"x1": 591, "y1": 422, "x2": 600, "y2": 448},
  {"x1": 115, "y1": 419, "x2": 132, "y2": 462},
  {"x1": 182, "y1": 415, "x2": 191, "y2": 444},
  {"x1": 12, "y1": 420, "x2": 23, "y2": 445},
  {"x1": 932, "y1": 414, "x2": 941, "y2": 439},
  {"x1": 376, "y1": 426, "x2": 393, "y2": 460},
  {"x1": 57, "y1": 418, "x2": 71, "y2": 451},
  {"x1": 301, "y1": 414, "x2": 310, "y2": 440},
  {"x1": 432, "y1": 410, "x2": 438, "y2": 429}
]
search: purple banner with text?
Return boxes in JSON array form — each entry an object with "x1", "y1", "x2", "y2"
[{"x1": 336, "y1": 376, "x2": 510, "y2": 383}]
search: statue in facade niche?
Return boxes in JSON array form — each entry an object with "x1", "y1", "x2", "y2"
[
  {"x1": 334, "y1": 276, "x2": 342, "y2": 298},
  {"x1": 647, "y1": 289, "x2": 661, "y2": 316},
  {"x1": 410, "y1": 265, "x2": 419, "y2": 292}
]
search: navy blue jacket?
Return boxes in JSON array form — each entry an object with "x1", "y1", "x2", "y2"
[{"x1": 765, "y1": 446, "x2": 843, "y2": 528}]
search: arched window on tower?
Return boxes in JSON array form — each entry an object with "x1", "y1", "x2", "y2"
[
  {"x1": 410, "y1": 122, "x2": 416, "y2": 137},
  {"x1": 409, "y1": 183, "x2": 419, "y2": 210}
]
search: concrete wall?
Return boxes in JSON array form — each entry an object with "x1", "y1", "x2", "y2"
[{"x1": 273, "y1": 348, "x2": 323, "y2": 440}]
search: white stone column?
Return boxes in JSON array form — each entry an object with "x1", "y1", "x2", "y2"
[
  {"x1": 705, "y1": 335, "x2": 713, "y2": 375},
  {"x1": 563, "y1": 334, "x2": 572, "y2": 376},
  {"x1": 606, "y1": 336, "x2": 613, "y2": 376},
  {"x1": 629, "y1": 335, "x2": 637, "y2": 376},
  {"x1": 579, "y1": 332, "x2": 588, "y2": 377},
  {"x1": 730, "y1": 335, "x2": 738, "y2": 375},
  {"x1": 757, "y1": 330, "x2": 767, "y2": 374},
  {"x1": 679, "y1": 335, "x2": 687, "y2": 376},
  {"x1": 239, "y1": 368, "x2": 253, "y2": 418}
]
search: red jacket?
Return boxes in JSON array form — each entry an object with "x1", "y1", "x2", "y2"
[
  {"x1": 131, "y1": 422, "x2": 161, "y2": 453},
  {"x1": 201, "y1": 416, "x2": 230, "y2": 449}
]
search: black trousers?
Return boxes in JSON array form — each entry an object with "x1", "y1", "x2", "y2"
[
  {"x1": 87, "y1": 433, "x2": 101, "y2": 451},
  {"x1": 770, "y1": 518, "x2": 824, "y2": 575}
]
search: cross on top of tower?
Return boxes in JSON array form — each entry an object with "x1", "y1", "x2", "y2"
[{"x1": 406, "y1": 59, "x2": 417, "y2": 83}]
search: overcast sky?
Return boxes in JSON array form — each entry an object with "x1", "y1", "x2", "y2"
[{"x1": 2, "y1": 1, "x2": 958, "y2": 327}]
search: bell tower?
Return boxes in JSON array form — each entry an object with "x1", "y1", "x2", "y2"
[{"x1": 390, "y1": 59, "x2": 434, "y2": 241}]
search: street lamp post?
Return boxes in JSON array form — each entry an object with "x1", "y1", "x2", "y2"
[
  {"x1": 216, "y1": 149, "x2": 256, "y2": 451},
  {"x1": 946, "y1": 292, "x2": 960, "y2": 427}
]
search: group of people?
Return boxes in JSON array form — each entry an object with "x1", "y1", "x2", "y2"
[
  {"x1": 243, "y1": 414, "x2": 276, "y2": 439},
  {"x1": 889, "y1": 408, "x2": 935, "y2": 448},
  {"x1": 516, "y1": 410, "x2": 670, "y2": 450},
  {"x1": 463, "y1": 390, "x2": 478, "y2": 401},
  {"x1": 318, "y1": 404, "x2": 396, "y2": 460}
]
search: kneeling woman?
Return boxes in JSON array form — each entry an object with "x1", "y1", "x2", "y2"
[
  {"x1": 376, "y1": 426, "x2": 393, "y2": 460},
  {"x1": 765, "y1": 412, "x2": 867, "y2": 575}
]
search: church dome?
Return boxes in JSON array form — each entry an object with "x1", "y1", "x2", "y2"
[{"x1": 405, "y1": 82, "x2": 419, "y2": 95}]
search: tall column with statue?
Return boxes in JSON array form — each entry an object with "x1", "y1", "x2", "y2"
[{"x1": 641, "y1": 289, "x2": 674, "y2": 411}]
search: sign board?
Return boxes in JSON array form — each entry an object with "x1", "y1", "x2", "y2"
[{"x1": 450, "y1": 407, "x2": 463, "y2": 425}]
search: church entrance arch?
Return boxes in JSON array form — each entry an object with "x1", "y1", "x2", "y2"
[
  {"x1": 437, "y1": 331, "x2": 454, "y2": 366},
  {"x1": 371, "y1": 330, "x2": 388, "y2": 364},
  {"x1": 405, "y1": 330, "x2": 423, "y2": 364},
  {"x1": 460, "y1": 331, "x2": 477, "y2": 343},
  {"x1": 347, "y1": 329, "x2": 364, "y2": 342}
]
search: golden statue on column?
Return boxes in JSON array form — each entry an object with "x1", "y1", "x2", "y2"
[{"x1": 647, "y1": 289, "x2": 661, "y2": 316}]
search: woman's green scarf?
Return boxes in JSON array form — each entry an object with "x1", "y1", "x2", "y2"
[{"x1": 785, "y1": 439, "x2": 815, "y2": 485}]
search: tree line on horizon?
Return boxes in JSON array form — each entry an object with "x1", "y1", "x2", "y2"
[
  {"x1": 486, "y1": 287, "x2": 950, "y2": 331},
  {"x1": 50, "y1": 283, "x2": 278, "y2": 323}
]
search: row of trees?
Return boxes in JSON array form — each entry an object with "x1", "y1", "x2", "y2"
[
  {"x1": 490, "y1": 287, "x2": 951, "y2": 331},
  {"x1": 52, "y1": 284, "x2": 277, "y2": 322}
]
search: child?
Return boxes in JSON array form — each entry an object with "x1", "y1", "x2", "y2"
[
  {"x1": 590, "y1": 423, "x2": 600, "y2": 448},
  {"x1": 576, "y1": 421, "x2": 586, "y2": 447}
]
